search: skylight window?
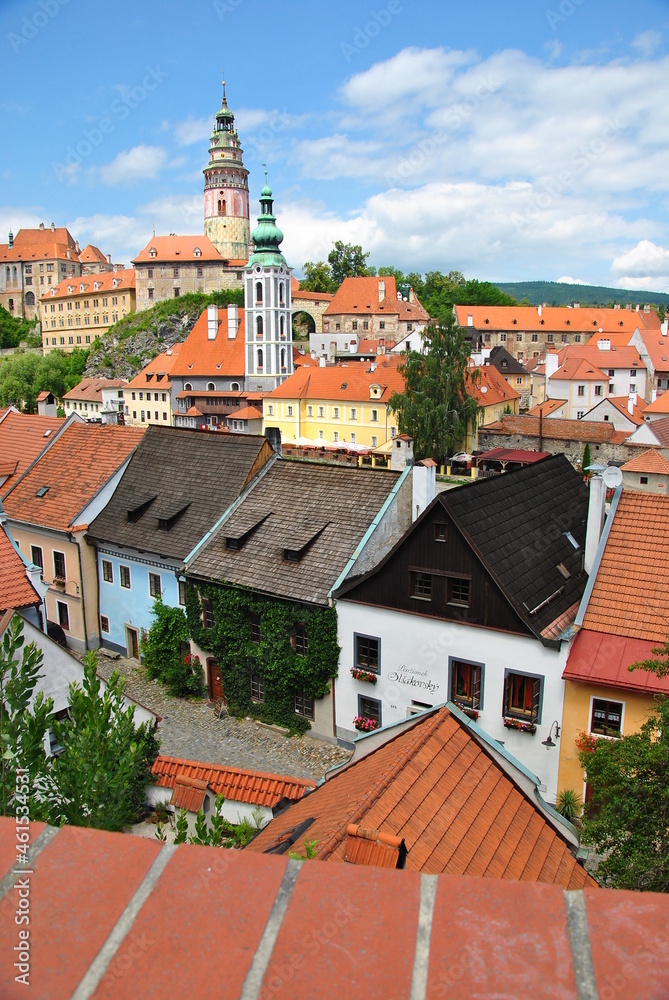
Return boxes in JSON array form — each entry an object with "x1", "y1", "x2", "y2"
[
  {"x1": 36, "y1": 486, "x2": 49, "y2": 498},
  {"x1": 564, "y1": 531, "x2": 580, "y2": 550}
]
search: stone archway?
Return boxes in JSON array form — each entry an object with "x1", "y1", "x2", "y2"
[{"x1": 292, "y1": 309, "x2": 317, "y2": 342}]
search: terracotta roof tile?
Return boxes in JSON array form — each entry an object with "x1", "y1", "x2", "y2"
[
  {"x1": 582, "y1": 491, "x2": 669, "y2": 641},
  {"x1": 325, "y1": 276, "x2": 429, "y2": 321},
  {"x1": 483, "y1": 413, "x2": 619, "y2": 444},
  {"x1": 469, "y1": 365, "x2": 520, "y2": 406},
  {"x1": 78, "y1": 243, "x2": 108, "y2": 263},
  {"x1": 552, "y1": 358, "x2": 609, "y2": 382},
  {"x1": 125, "y1": 344, "x2": 183, "y2": 390},
  {"x1": 0, "y1": 526, "x2": 41, "y2": 613},
  {"x1": 131, "y1": 234, "x2": 224, "y2": 263},
  {"x1": 170, "y1": 306, "x2": 245, "y2": 378},
  {"x1": 265, "y1": 357, "x2": 405, "y2": 402},
  {"x1": 246, "y1": 706, "x2": 595, "y2": 889},
  {"x1": 455, "y1": 304, "x2": 659, "y2": 334},
  {"x1": 644, "y1": 392, "x2": 669, "y2": 414},
  {"x1": 227, "y1": 404, "x2": 262, "y2": 421},
  {"x1": 621, "y1": 448, "x2": 669, "y2": 474},
  {"x1": 0, "y1": 412, "x2": 66, "y2": 497},
  {"x1": 63, "y1": 377, "x2": 128, "y2": 402},
  {"x1": 152, "y1": 755, "x2": 315, "y2": 808},
  {"x1": 557, "y1": 343, "x2": 646, "y2": 370},
  {"x1": 528, "y1": 398, "x2": 568, "y2": 417},
  {"x1": 3, "y1": 423, "x2": 144, "y2": 531},
  {"x1": 40, "y1": 268, "x2": 135, "y2": 301},
  {"x1": 0, "y1": 226, "x2": 79, "y2": 263},
  {"x1": 170, "y1": 774, "x2": 208, "y2": 812}
]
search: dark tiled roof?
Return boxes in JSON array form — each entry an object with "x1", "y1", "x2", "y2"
[
  {"x1": 440, "y1": 454, "x2": 588, "y2": 638},
  {"x1": 187, "y1": 460, "x2": 400, "y2": 605},
  {"x1": 5, "y1": 817, "x2": 669, "y2": 998},
  {"x1": 247, "y1": 706, "x2": 595, "y2": 889},
  {"x1": 87, "y1": 426, "x2": 274, "y2": 560},
  {"x1": 488, "y1": 345, "x2": 528, "y2": 374}
]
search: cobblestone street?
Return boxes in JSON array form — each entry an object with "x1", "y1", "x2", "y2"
[{"x1": 94, "y1": 651, "x2": 351, "y2": 781}]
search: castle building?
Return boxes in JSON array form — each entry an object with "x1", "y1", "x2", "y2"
[{"x1": 203, "y1": 81, "x2": 251, "y2": 262}]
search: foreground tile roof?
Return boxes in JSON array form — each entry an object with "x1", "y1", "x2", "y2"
[
  {"x1": 0, "y1": 411, "x2": 66, "y2": 498},
  {"x1": 247, "y1": 706, "x2": 594, "y2": 889},
  {"x1": 125, "y1": 343, "x2": 183, "y2": 390},
  {"x1": 152, "y1": 755, "x2": 316, "y2": 808},
  {"x1": 564, "y1": 629, "x2": 669, "y2": 694},
  {"x1": 3, "y1": 423, "x2": 144, "y2": 532},
  {"x1": 0, "y1": 526, "x2": 41, "y2": 614},
  {"x1": 3, "y1": 817, "x2": 669, "y2": 998},
  {"x1": 187, "y1": 459, "x2": 400, "y2": 605},
  {"x1": 87, "y1": 426, "x2": 274, "y2": 560},
  {"x1": 643, "y1": 391, "x2": 669, "y2": 415},
  {"x1": 63, "y1": 376, "x2": 128, "y2": 402},
  {"x1": 582, "y1": 490, "x2": 669, "y2": 642}
]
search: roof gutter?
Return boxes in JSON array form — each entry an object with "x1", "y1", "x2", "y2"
[
  {"x1": 574, "y1": 483, "x2": 622, "y2": 627},
  {"x1": 328, "y1": 464, "x2": 411, "y2": 600}
]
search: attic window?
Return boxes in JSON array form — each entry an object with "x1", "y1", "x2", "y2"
[
  {"x1": 36, "y1": 486, "x2": 49, "y2": 498},
  {"x1": 282, "y1": 523, "x2": 328, "y2": 563},
  {"x1": 157, "y1": 502, "x2": 190, "y2": 532},
  {"x1": 149, "y1": 248, "x2": 157, "y2": 258},
  {"x1": 146, "y1": 373, "x2": 154, "y2": 382},
  {"x1": 225, "y1": 513, "x2": 271, "y2": 551},
  {"x1": 512, "y1": 319, "x2": 517, "y2": 325},
  {"x1": 566, "y1": 320, "x2": 570, "y2": 325},
  {"x1": 341, "y1": 383, "x2": 347, "y2": 389},
  {"x1": 127, "y1": 495, "x2": 157, "y2": 523}
]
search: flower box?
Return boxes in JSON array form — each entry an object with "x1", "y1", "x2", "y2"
[
  {"x1": 353, "y1": 715, "x2": 380, "y2": 733},
  {"x1": 454, "y1": 701, "x2": 479, "y2": 721},
  {"x1": 350, "y1": 667, "x2": 377, "y2": 684},
  {"x1": 52, "y1": 576, "x2": 66, "y2": 587},
  {"x1": 503, "y1": 717, "x2": 536, "y2": 734}
]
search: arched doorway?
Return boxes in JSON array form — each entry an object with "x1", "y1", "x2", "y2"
[{"x1": 292, "y1": 309, "x2": 316, "y2": 341}]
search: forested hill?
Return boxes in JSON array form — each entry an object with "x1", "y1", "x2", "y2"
[{"x1": 493, "y1": 280, "x2": 669, "y2": 309}]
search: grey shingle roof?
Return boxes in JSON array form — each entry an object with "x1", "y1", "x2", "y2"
[
  {"x1": 186, "y1": 460, "x2": 400, "y2": 605},
  {"x1": 87, "y1": 426, "x2": 274, "y2": 559}
]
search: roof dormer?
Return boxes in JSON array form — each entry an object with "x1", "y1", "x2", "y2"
[
  {"x1": 369, "y1": 383, "x2": 382, "y2": 399},
  {"x1": 149, "y1": 247, "x2": 157, "y2": 258}
]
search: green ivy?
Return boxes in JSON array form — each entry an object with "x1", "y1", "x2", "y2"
[
  {"x1": 185, "y1": 583, "x2": 340, "y2": 734},
  {"x1": 141, "y1": 600, "x2": 204, "y2": 698}
]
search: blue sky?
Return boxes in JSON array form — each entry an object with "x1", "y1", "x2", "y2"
[{"x1": 1, "y1": 0, "x2": 669, "y2": 289}]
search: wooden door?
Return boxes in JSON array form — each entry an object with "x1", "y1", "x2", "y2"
[
  {"x1": 126, "y1": 627, "x2": 139, "y2": 660},
  {"x1": 208, "y1": 659, "x2": 225, "y2": 702}
]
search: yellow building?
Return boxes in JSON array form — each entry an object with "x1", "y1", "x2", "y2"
[
  {"x1": 123, "y1": 343, "x2": 183, "y2": 427},
  {"x1": 557, "y1": 490, "x2": 669, "y2": 803},
  {"x1": 263, "y1": 357, "x2": 405, "y2": 450},
  {"x1": 41, "y1": 269, "x2": 136, "y2": 354},
  {"x1": 467, "y1": 365, "x2": 520, "y2": 452}
]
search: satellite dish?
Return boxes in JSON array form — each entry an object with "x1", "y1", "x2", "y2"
[
  {"x1": 602, "y1": 466, "x2": 623, "y2": 489},
  {"x1": 480, "y1": 386, "x2": 488, "y2": 394}
]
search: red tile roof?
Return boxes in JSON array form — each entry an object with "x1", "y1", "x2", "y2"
[
  {"x1": 0, "y1": 526, "x2": 41, "y2": 613},
  {"x1": 643, "y1": 392, "x2": 669, "y2": 415},
  {"x1": 634, "y1": 326, "x2": 669, "y2": 373},
  {"x1": 563, "y1": 629, "x2": 669, "y2": 694},
  {"x1": 247, "y1": 706, "x2": 595, "y2": 889},
  {"x1": 266, "y1": 357, "x2": 405, "y2": 402},
  {"x1": 557, "y1": 343, "x2": 645, "y2": 370},
  {"x1": 621, "y1": 448, "x2": 669, "y2": 474},
  {"x1": 151, "y1": 755, "x2": 316, "y2": 808},
  {"x1": 527, "y1": 399, "x2": 568, "y2": 417},
  {"x1": 455, "y1": 304, "x2": 659, "y2": 334},
  {"x1": 228, "y1": 405, "x2": 262, "y2": 421},
  {"x1": 483, "y1": 414, "x2": 620, "y2": 444},
  {"x1": 40, "y1": 267, "x2": 135, "y2": 301},
  {"x1": 325, "y1": 276, "x2": 429, "y2": 321},
  {"x1": 342, "y1": 824, "x2": 404, "y2": 868},
  {"x1": 0, "y1": 226, "x2": 79, "y2": 263},
  {"x1": 4, "y1": 817, "x2": 669, "y2": 998},
  {"x1": 583, "y1": 491, "x2": 669, "y2": 641},
  {"x1": 3, "y1": 423, "x2": 144, "y2": 531},
  {"x1": 170, "y1": 774, "x2": 208, "y2": 812},
  {"x1": 0, "y1": 412, "x2": 66, "y2": 497},
  {"x1": 131, "y1": 235, "x2": 224, "y2": 263},
  {"x1": 469, "y1": 365, "x2": 520, "y2": 407},
  {"x1": 551, "y1": 358, "x2": 608, "y2": 382},
  {"x1": 125, "y1": 344, "x2": 183, "y2": 390},
  {"x1": 63, "y1": 377, "x2": 128, "y2": 402},
  {"x1": 170, "y1": 306, "x2": 245, "y2": 377},
  {"x1": 78, "y1": 243, "x2": 108, "y2": 263}
]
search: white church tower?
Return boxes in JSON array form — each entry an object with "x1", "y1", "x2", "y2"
[{"x1": 244, "y1": 173, "x2": 293, "y2": 391}]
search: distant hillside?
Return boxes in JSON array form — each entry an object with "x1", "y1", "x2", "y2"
[
  {"x1": 493, "y1": 280, "x2": 669, "y2": 309},
  {"x1": 84, "y1": 290, "x2": 243, "y2": 380}
]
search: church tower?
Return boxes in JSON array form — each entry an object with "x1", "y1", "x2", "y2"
[
  {"x1": 244, "y1": 175, "x2": 293, "y2": 391},
  {"x1": 203, "y1": 81, "x2": 250, "y2": 261}
]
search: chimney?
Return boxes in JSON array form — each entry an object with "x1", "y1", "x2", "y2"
[
  {"x1": 7, "y1": 230, "x2": 13, "y2": 248},
  {"x1": 409, "y1": 287, "x2": 415, "y2": 303},
  {"x1": 319, "y1": 355, "x2": 326, "y2": 367},
  {"x1": 596, "y1": 339, "x2": 611, "y2": 351},
  {"x1": 75, "y1": 240, "x2": 80, "y2": 253},
  {"x1": 106, "y1": 253, "x2": 112, "y2": 264},
  {"x1": 652, "y1": 388, "x2": 657, "y2": 403},
  {"x1": 628, "y1": 391, "x2": 637, "y2": 414},
  {"x1": 412, "y1": 459, "x2": 437, "y2": 520},
  {"x1": 207, "y1": 304, "x2": 219, "y2": 340},
  {"x1": 50, "y1": 222, "x2": 55, "y2": 232},
  {"x1": 390, "y1": 434, "x2": 414, "y2": 472},
  {"x1": 378, "y1": 279, "x2": 385, "y2": 303},
  {"x1": 584, "y1": 475, "x2": 606, "y2": 576},
  {"x1": 227, "y1": 303, "x2": 238, "y2": 339},
  {"x1": 537, "y1": 304, "x2": 542, "y2": 317}
]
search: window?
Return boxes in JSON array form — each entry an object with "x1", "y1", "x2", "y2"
[
  {"x1": 371, "y1": 435, "x2": 377, "y2": 447},
  {"x1": 148, "y1": 288, "x2": 154, "y2": 300},
  {"x1": 333, "y1": 407, "x2": 339, "y2": 419},
  {"x1": 119, "y1": 565, "x2": 131, "y2": 589},
  {"x1": 450, "y1": 659, "x2": 483, "y2": 710},
  {"x1": 333, "y1": 431, "x2": 339, "y2": 443},
  {"x1": 629, "y1": 383, "x2": 636, "y2": 393},
  {"x1": 354, "y1": 634, "x2": 379, "y2": 674},
  {"x1": 250, "y1": 674, "x2": 265, "y2": 702},
  {"x1": 149, "y1": 572, "x2": 161, "y2": 598},
  {"x1": 102, "y1": 560, "x2": 113, "y2": 583},
  {"x1": 516, "y1": 377, "x2": 523, "y2": 385},
  {"x1": 503, "y1": 671, "x2": 542, "y2": 723},
  {"x1": 561, "y1": 334, "x2": 568, "y2": 342},
  {"x1": 577, "y1": 411, "x2": 585, "y2": 419},
  {"x1": 517, "y1": 333, "x2": 523, "y2": 342},
  {"x1": 350, "y1": 433, "x2": 356, "y2": 444},
  {"x1": 178, "y1": 580, "x2": 187, "y2": 606},
  {"x1": 410, "y1": 571, "x2": 432, "y2": 600},
  {"x1": 100, "y1": 615, "x2": 110, "y2": 634},
  {"x1": 202, "y1": 598, "x2": 214, "y2": 629},
  {"x1": 294, "y1": 691, "x2": 314, "y2": 719},
  {"x1": 594, "y1": 385, "x2": 603, "y2": 396},
  {"x1": 287, "y1": 405, "x2": 293, "y2": 417},
  {"x1": 433, "y1": 522, "x2": 447, "y2": 542},
  {"x1": 358, "y1": 694, "x2": 381, "y2": 727},
  {"x1": 352, "y1": 321, "x2": 358, "y2": 331},
  {"x1": 267, "y1": 404, "x2": 274, "y2": 416},
  {"x1": 531, "y1": 333, "x2": 538, "y2": 343},
  {"x1": 547, "y1": 334, "x2": 554, "y2": 343},
  {"x1": 350, "y1": 407, "x2": 357, "y2": 421},
  {"x1": 574, "y1": 334, "x2": 581, "y2": 343},
  {"x1": 577, "y1": 385, "x2": 585, "y2": 397},
  {"x1": 250, "y1": 613, "x2": 262, "y2": 643},
  {"x1": 307, "y1": 405, "x2": 313, "y2": 417},
  {"x1": 608, "y1": 369, "x2": 615, "y2": 378},
  {"x1": 173, "y1": 288, "x2": 180, "y2": 298},
  {"x1": 640, "y1": 476, "x2": 649, "y2": 485},
  {"x1": 294, "y1": 624, "x2": 308, "y2": 657},
  {"x1": 53, "y1": 551, "x2": 66, "y2": 580},
  {"x1": 447, "y1": 577, "x2": 470, "y2": 607},
  {"x1": 57, "y1": 601, "x2": 69, "y2": 630},
  {"x1": 630, "y1": 369, "x2": 637, "y2": 378},
  {"x1": 591, "y1": 698, "x2": 623, "y2": 737},
  {"x1": 371, "y1": 408, "x2": 378, "y2": 422},
  {"x1": 379, "y1": 321, "x2": 385, "y2": 331},
  {"x1": 31, "y1": 545, "x2": 43, "y2": 571}
]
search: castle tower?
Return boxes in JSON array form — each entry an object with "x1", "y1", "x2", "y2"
[
  {"x1": 244, "y1": 174, "x2": 293, "y2": 391},
  {"x1": 203, "y1": 80, "x2": 250, "y2": 261}
]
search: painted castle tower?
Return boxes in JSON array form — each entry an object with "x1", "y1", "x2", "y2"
[
  {"x1": 203, "y1": 81, "x2": 250, "y2": 261},
  {"x1": 244, "y1": 174, "x2": 293, "y2": 391}
]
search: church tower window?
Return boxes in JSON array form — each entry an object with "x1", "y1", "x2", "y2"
[
  {"x1": 255, "y1": 281, "x2": 263, "y2": 305},
  {"x1": 256, "y1": 315, "x2": 263, "y2": 338}
]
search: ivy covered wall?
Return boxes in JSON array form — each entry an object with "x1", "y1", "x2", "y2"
[{"x1": 185, "y1": 583, "x2": 340, "y2": 734}]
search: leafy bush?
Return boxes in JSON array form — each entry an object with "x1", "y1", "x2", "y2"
[{"x1": 141, "y1": 600, "x2": 205, "y2": 698}]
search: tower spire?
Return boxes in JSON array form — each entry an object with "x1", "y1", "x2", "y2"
[{"x1": 203, "y1": 76, "x2": 250, "y2": 260}]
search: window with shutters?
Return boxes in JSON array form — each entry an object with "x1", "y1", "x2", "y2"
[
  {"x1": 202, "y1": 598, "x2": 214, "y2": 629},
  {"x1": 449, "y1": 659, "x2": 483, "y2": 712},
  {"x1": 503, "y1": 671, "x2": 542, "y2": 724}
]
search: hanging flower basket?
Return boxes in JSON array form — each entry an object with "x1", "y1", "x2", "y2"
[
  {"x1": 350, "y1": 667, "x2": 377, "y2": 684},
  {"x1": 454, "y1": 701, "x2": 479, "y2": 720},
  {"x1": 353, "y1": 716, "x2": 380, "y2": 732},
  {"x1": 575, "y1": 731, "x2": 596, "y2": 754},
  {"x1": 503, "y1": 717, "x2": 536, "y2": 734}
]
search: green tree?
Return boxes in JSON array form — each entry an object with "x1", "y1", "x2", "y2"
[
  {"x1": 0, "y1": 349, "x2": 89, "y2": 412},
  {"x1": 578, "y1": 696, "x2": 669, "y2": 892},
  {"x1": 300, "y1": 260, "x2": 337, "y2": 294},
  {"x1": 582, "y1": 443, "x2": 592, "y2": 475},
  {"x1": 389, "y1": 313, "x2": 481, "y2": 465},
  {"x1": 45, "y1": 652, "x2": 159, "y2": 831},
  {"x1": 141, "y1": 600, "x2": 204, "y2": 698},
  {"x1": 327, "y1": 241, "x2": 375, "y2": 285}
]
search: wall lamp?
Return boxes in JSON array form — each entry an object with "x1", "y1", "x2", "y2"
[{"x1": 541, "y1": 721, "x2": 561, "y2": 748}]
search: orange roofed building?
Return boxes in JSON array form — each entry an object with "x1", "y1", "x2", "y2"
[
  {"x1": 132, "y1": 235, "x2": 246, "y2": 312},
  {"x1": 123, "y1": 343, "x2": 183, "y2": 428},
  {"x1": 40, "y1": 268, "x2": 136, "y2": 353},
  {"x1": 0, "y1": 409, "x2": 69, "y2": 499},
  {"x1": 2, "y1": 423, "x2": 144, "y2": 651},
  {"x1": 323, "y1": 276, "x2": 429, "y2": 345}
]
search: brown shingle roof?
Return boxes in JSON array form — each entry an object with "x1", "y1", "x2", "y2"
[
  {"x1": 583, "y1": 491, "x2": 669, "y2": 641},
  {"x1": 247, "y1": 706, "x2": 595, "y2": 888},
  {"x1": 187, "y1": 459, "x2": 400, "y2": 605},
  {"x1": 3, "y1": 423, "x2": 145, "y2": 531},
  {"x1": 152, "y1": 755, "x2": 315, "y2": 807}
]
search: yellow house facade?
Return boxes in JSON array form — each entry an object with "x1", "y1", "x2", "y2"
[{"x1": 41, "y1": 269, "x2": 136, "y2": 354}]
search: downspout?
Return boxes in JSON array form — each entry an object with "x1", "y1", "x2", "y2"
[
  {"x1": 539, "y1": 409, "x2": 543, "y2": 452},
  {"x1": 71, "y1": 532, "x2": 89, "y2": 651}
]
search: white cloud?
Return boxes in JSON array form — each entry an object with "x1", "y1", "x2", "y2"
[
  {"x1": 631, "y1": 30, "x2": 662, "y2": 58},
  {"x1": 173, "y1": 116, "x2": 211, "y2": 146},
  {"x1": 611, "y1": 240, "x2": 669, "y2": 291},
  {"x1": 98, "y1": 145, "x2": 168, "y2": 185},
  {"x1": 557, "y1": 276, "x2": 587, "y2": 285}
]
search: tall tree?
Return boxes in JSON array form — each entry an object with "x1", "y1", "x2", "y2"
[
  {"x1": 389, "y1": 313, "x2": 481, "y2": 465},
  {"x1": 327, "y1": 241, "x2": 375, "y2": 285},
  {"x1": 300, "y1": 260, "x2": 336, "y2": 294}
]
